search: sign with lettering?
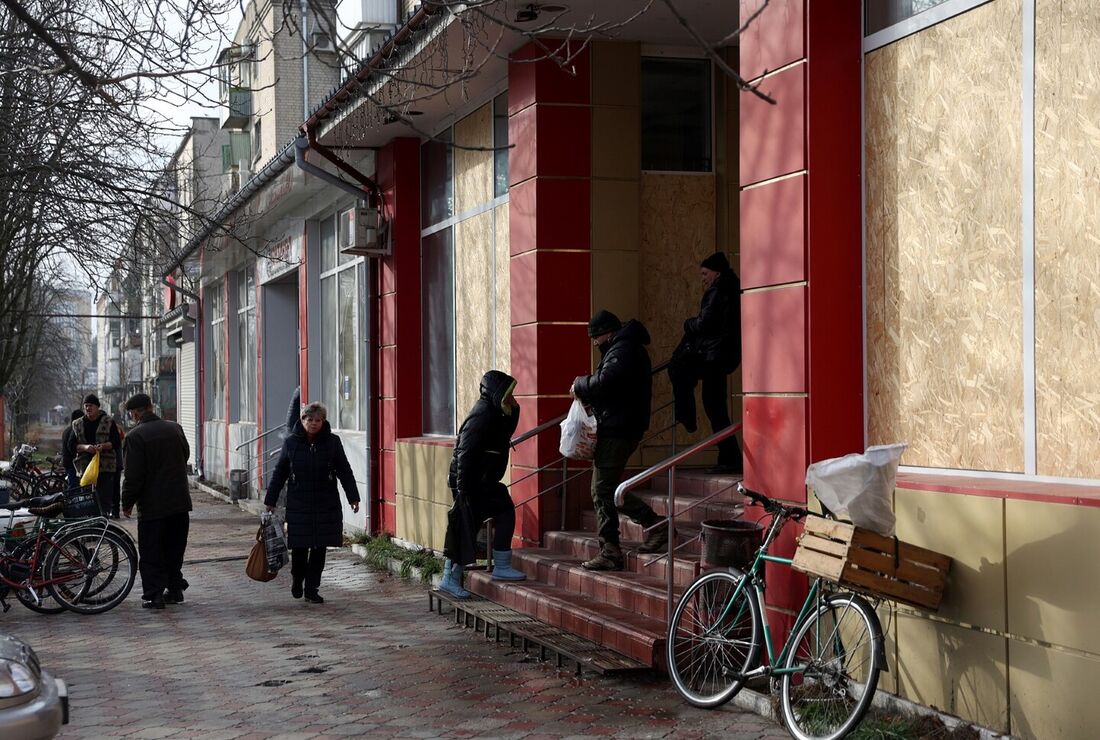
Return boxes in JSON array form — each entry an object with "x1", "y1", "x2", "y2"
[{"x1": 257, "y1": 221, "x2": 304, "y2": 284}]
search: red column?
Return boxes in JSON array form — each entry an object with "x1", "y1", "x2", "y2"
[
  {"x1": 739, "y1": 0, "x2": 863, "y2": 636},
  {"x1": 507, "y1": 43, "x2": 592, "y2": 546},
  {"x1": 374, "y1": 138, "x2": 421, "y2": 536}
]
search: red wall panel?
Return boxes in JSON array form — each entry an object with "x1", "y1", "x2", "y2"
[
  {"x1": 739, "y1": 63, "x2": 805, "y2": 187},
  {"x1": 508, "y1": 42, "x2": 590, "y2": 115},
  {"x1": 379, "y1": 292, "x2": 396, "y2": 346},
  {"x1": 743, "y1": 395, "x2": 808, "y2": 503},
  {"x1": 510, "y1": 323, "x2": 591, "y2": 398},
  {"x1": 508, "y1": 177, "x2": 590, "y2": 256},
  {"x1": 379, "y1": 346, "x2": 397, "y2": 400},
  {"x1": 740, "y1": 0, "x2": 806, "y2": 81},
  {"x1": 510, "y1": 250, "x2": 592, "y2": 327},
  {"x1": 740, "y1": 175, "x2": 806, "y2": 289},
  {"x1": 742, "y1": 286, "x2": 806, "y2": 393},
  {"x1": 380, "y1": 397, "x2": 396, "y2": 453}
]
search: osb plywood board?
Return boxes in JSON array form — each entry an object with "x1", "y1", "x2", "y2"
[
  {"x1": 494, "y1": 203, "x2": 511, "y2": 374},
  {"x1": 454, "y1": 103, "x2": 493, "y2": 213},
  {"x1": 639, "y1": 173, "x2": 725, "y2": 448},
  {"x1": 455, "y1": 210, "x2": 494, "y2": 420},
  {"x1": 865, "y1": 0, "x2": 1024, "y2": 472},
  {"x1": 1034, "y1": 0, "x2": 1100, "y2": 477}
]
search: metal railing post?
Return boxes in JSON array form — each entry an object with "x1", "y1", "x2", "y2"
[
  {"x1": 560, "y1": 456, "x2": 568, "y2": 531},
  {"x1": 244, "y1": 447, "x2": 252, "y2": 499},
  {"x1": 667, "y1": 464, "x2": 676, "y2": 625}
]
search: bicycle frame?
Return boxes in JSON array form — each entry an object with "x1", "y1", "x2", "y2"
[{"x1": 0, "y1": 513, "x2": 116, "y2": 606}]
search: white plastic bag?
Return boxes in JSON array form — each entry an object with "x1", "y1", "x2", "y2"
[
  {"x1": 805, "y1": 443, "x2": 907, "y2": 536},
  {"x1": 559, "y1": 399, "x2": 598, "y2": 460},
  {"x1": 260, "y1": 511, "x2": 289, "y2": 573}
]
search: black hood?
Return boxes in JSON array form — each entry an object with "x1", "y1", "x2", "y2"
[
  {"x1": 480, "y1": 370, "x2": 517, "y2": 414},
  {"x1": 602, "y1": 319, "x2": 650, "y2": 353}
]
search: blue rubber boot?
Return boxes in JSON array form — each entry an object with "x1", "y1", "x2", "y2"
[
  {"x1": 438, "y1": 559, "x2": 470, "y2": 598},
  {"x1": 491, "y1": 550, "x2": 527, "y2": 581}
]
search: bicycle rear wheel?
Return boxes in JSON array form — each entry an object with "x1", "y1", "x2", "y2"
[
  {"x1": 667, "y1": 570, "x2": 762, "y2": 708},
  {"x1": 44, "y1": 528, "x2": 136, "y2": 614},
  {"x1": 8, "y1": 541, "x2": 66, "y2": 614},
  {"x1": 780, "y1": 592, "x2": 884, "y2": 740}
]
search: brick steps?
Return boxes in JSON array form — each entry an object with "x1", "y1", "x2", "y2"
[
  {"x1": 465, "y1": 573, "x2": 668, "y2": 668},
  {"x1": 579, "y1": 510, "x2": 704, "y2": 555},
  {"x1": 543, "y1": 530, "x2": 702, "y2": 588}
]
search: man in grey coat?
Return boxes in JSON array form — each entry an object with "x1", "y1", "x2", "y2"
[{"x1": 121, "y1": 393, "x2": 192, "y2": 610}]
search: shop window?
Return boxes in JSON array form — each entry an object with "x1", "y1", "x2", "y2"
[
  {"x1": 421, "y1": 127, "x2": 453, "y2": 228},
  {"x1": 236, "y1": 266, "x2": 256, "y2": 422},
  {"x1": 641, "y1": 57, "x2": 712, "y2": 172},
  {"x1": 421, "y1": 227, "x2": 455, "y2": 435},
  {"x1": 320, "y1": 208, "x2": 364, "y2": 431},
  {"x1": 494, "y1": 92, "x2": 509, "y2": 197},
  {"x1": 207, "y1": 282, "x2": 226, "y2": 420},
  {"x1": 866, "y1": 0, "x2": 955, "y2": 37}
]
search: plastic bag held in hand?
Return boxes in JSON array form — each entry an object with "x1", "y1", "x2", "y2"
[
  {"x1": 805, "y1": 443, "x2": 907, "y2": 537},
  {"x1": 260, "y1": 511, "x2": 289, "y2": 573},
  {"x1": 559, "y1": 399, "x2": 598, "y2": 460}
]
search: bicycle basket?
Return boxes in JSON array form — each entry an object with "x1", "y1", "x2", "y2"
[
  {"x1": 700, "y1": 519, "x2": 763, "y2": 569},
  {"x1": 62, "y1": 487, "x2": 101, "y2": 519}
]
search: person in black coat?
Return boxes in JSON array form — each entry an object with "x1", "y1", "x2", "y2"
[
  {"x1": 571, "y1": 311, "x2": 666, "y2": 571},
  {"x1": 669, "y1": 251, "x2": 743, "y2": 473},
  {"x1": 265, "y1": 401, "x2": 360, "y2": 604},
  {"x1": 438, "y1": 370, "x2": 526, "y2": 598}
]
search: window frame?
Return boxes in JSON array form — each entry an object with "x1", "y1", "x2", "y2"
[
  {"x1": 318, "y1": 206, "x2": 365, "y2": 432},
  {"x1": 863, "y1": 0, "x2": 994, "y2": 52},
  {"x1": 236, "y1": 266, "x2": 256, "y2": 423},
  {"x1": 640, "y1": 53, "x2": 715, "y2": 174}
]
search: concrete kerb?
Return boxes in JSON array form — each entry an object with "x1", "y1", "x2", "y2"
[{"x1": 190, "y1": 479, "x2": 1009, "y2": 738}]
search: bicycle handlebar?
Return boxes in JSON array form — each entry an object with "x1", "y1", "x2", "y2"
[{"x1": 736, "y1": 482, "x2": 810, "y2": 520}]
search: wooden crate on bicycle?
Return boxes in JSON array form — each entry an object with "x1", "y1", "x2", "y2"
[{"x1": 791, "y1": 516, "x2": 951, "y2": 611}]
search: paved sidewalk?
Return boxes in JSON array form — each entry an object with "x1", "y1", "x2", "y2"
[{"x1": 2, "y1": 493, "x2": 784, "y2": 739}]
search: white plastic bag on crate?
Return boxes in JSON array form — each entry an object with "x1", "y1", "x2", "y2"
[
  {"x1": 260, "y1": 511, "x2": 289, "y2": 573},
  {"x1": 805, "y1": 443, "x2": 907, "y2": 537},
  {"x1": 559, "y1": 399, "x2": 598, "y2": 460}
]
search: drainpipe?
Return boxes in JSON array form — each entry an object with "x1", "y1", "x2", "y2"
[
  {"x1": 293, "y1": 136, "x2": 377, "y2": 203},
  {"x1": 162, "y1": 275, "x2": 204, "y2": 478},
  {"x1": 301, "y1": 0, "x2": 310, "y2": 120}
]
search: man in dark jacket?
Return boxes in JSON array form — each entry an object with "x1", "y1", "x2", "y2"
[
  {"x1": 670, "y1": 251, "x2": 743, "y2": 473},
  {"x1": 571, "y1": 310, "x2": 667, "y2": 571},
  {"x1": 438, "y1": 370, "x2": 526, "y2": 598},
  {"x1": 121, "y1": 393, "x2": 192, "y2": 610},
  {"x1": 67, "y1": 393, "x2": 121, "y2": 516}
]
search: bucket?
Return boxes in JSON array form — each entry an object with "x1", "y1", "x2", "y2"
[{"x1": 700, "y1": 519, "x2": 763, "y2": 569}]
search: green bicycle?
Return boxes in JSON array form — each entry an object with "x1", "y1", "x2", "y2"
[{"x1": 667, "y1": 482, "x2": 885, "y2": 740}]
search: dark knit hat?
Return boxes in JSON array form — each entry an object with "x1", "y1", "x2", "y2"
[
  {"x1": 700, "y1": 251, "x2": 730, "y2": 272},
  {"x1": 82, "y1": 393, "x2": 100, "y2": 407},
  {"x1": 124, "y1": 393, "x2": 153, "y2": 411},
  {"x1": 587, "y1": 309, "x2": 622, "y2": 338}
]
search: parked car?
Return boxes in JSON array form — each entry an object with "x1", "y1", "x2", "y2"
[{"x1": 0, "y1": 632, "x2": 67, "y2": 739}]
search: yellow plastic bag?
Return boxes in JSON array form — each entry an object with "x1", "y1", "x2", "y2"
[{"x1": 80, "y1": 451, "x2": 101, "y2": 487}]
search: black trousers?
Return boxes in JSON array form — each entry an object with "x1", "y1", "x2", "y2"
[
  {"x1": 111, "y1": 471, "x2": 121, "y2": 517},
  {"x1": 137, "y1": 512, "x2": 190, "y2": 600},
  {"x1": 291, "y1": 547, "x2": 328, "y2": 595},
  {"x1": 94, "y1": 473, "x2": 115, "y2": 518},
  {"x1": 670, "y1": 359, "x2": 743, "y2": 470},
  {"x1": 468, "y1": 482, "x2": 516, "y2": 551}
]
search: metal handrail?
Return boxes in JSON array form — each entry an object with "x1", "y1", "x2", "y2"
[
  {"x1": 234, "y1": 423, "x2": 287, "y2": 451},
  {"x1": 614, "y1": 421, "x2": 744, "y2": 623}
]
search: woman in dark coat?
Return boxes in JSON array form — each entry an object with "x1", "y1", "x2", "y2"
[{"x1": 265, "y1": 401, "x2": 360, "y2": 603}]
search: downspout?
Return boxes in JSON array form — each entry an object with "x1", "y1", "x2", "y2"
[
  {"x1": 162, "y1": 275, "x2": 204, "y2": 478},
  {"x1": 300, "y1": 0, "x2": 309, "y2": 120}
]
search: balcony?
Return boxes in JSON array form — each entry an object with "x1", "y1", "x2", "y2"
[{"x1": 221, "y1": 87, "x2": 251, "y2": 130}]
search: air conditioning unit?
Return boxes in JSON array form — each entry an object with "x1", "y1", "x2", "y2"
[
  {"x1": 339, "y1": 201, "x2": 390, "y2": 257},
  {"x1": 311, "y1": 31, "x2": 336, "y2": 54}
]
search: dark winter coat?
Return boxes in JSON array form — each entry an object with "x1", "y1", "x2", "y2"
[
  {"x1": 448, "y1": 370, "x2": 520, "y2": 495},
  {"x1": 264, "y1": 420, "x2": 359, "y2": 549},
  {"x1": 121, "y1": 412, "x2": 192, "y2": 520},
  {"x1": 683, "y1": 269, "x2": 741, "y2": 373},
  {"x1": 572, "y1": 320, "x2": 653, "y2": 442}
]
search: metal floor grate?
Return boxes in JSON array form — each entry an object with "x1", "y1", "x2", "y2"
[{"x1": 428, "y1": 590, "x2": 649, "y2": 676}]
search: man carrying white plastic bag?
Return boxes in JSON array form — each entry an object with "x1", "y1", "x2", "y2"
[
  {"x1": 559, "y1": 399, "x2": 597, "y2": 459},
  {"x1": 805, "y1": 443, "x2": 907, "y2": 536}
]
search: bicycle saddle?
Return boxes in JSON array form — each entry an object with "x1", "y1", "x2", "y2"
[{"x1": 0, "y1": 492, "x2": 64, "y2": 512}]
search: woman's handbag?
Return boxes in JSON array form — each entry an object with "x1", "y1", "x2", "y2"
[
  {"x1": 246, "y1": 526, "x2": 278, "y2": 582},
  {"x1": 79, "y1": 451, "x2": 101, "y2": 487}
]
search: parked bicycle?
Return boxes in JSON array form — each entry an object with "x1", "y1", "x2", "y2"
[
  {"x1": 2, "y1": 445, "x2": 67, "y2": 502},
  {"x1": 667, "y1": 482, "x2": 884, "y2": 740},
  {"x1": 0, "y1": 490, "x2": 136, "y2": 615}
]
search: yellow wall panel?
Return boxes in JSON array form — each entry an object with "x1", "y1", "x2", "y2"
[
  {"x1": 1034, "y1": 0, "x2": 1100, "y2": 477},
  {"x1": 1009, "y1": 639, "x2": 1100, "y2": 739},
  {"x1": 864, "y1": 0, "x2": 1024, "y2": 471},
  {"x1": 455, "y1": 211, "x2": 495, "y2": 420},
  {"x1": 1005, "y1": 498, "x2": 1100, "y2": 653},
  {"x1": 454, "y1": 103, "x2": 493, "y2": 213},
  {"x1": 396, "y1": 440, "x2": 452, "y2": 506}
]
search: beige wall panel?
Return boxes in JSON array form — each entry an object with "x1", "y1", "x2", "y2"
[
  {"x1": 454, "y1": 103, "x2": 493, "y2": 213},
  {"x1": 592, "y1": 106, "x2": 641, "y2": 179},
  {"x1": 864, "y1": 1, "x2": 1024, "y2": 471},
  {"x1": 896, "y1": 614, "x2": 1008, "y2": 731},
  {"x1": 1034, "y1": 0, "x2": 1100, "y2": 477},
  {"x1": 1009, "y1": 639, "x2": 1100, "y2": 739},
  {"x1": 591, "y1": 41, "x2": 640, "y2": 107},
  {"x1": 1006, "y1": 498, "x2": 1100, "y2": 653},
  {"x1": 591, "y1": 250, "x2": 640, "y2": 321},
  {"x1": 494, "y1": 204, "x2": 511, "y2": 374},
  {"x1": 396, "y1": 441, "x2": 452, "y2": 506},
  {"x1": 896, "y1": 489, "x2": 1005, "y2": 630},
  {"x1": 592, "y1": 179, "x2": 640, "y2": 252},
  {"x1": 455, "y1": 211, "x2": 494, "y2": 419},
  {"x1": 396, "y1": 494, "x2": 433, "y2": 547}
]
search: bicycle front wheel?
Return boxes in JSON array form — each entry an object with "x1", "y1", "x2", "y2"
[
  {"x1": 780, "y1": 591, "x2": 884, "y2": 740},
  {"x1": 667, "y1": 570, "x2": 762, "y2": 708},
  {"x1": 44, "y1": 528, "x2": 136, "y2": 614}
]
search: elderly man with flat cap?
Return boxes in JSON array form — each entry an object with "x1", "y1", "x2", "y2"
[
  {"x1": 570, "y1": 310, "x2": 668, "y2": 571},
  {"x1": 66, "y1": 393, "x2": 122, "y2": 518},
  {"x1": 121, "y1": 393, "x2": 192, "y2": 610}
]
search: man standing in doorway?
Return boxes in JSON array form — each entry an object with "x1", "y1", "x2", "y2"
[
  {"x1": 571, "y1": 310, "x2": 668, "y2": 571},
  {"x1": 121, "y1": 393, "x2": 192, "y2": 610},
  {"x1": 68, "y1": 394, "x2": 121, "y2": 517}
]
